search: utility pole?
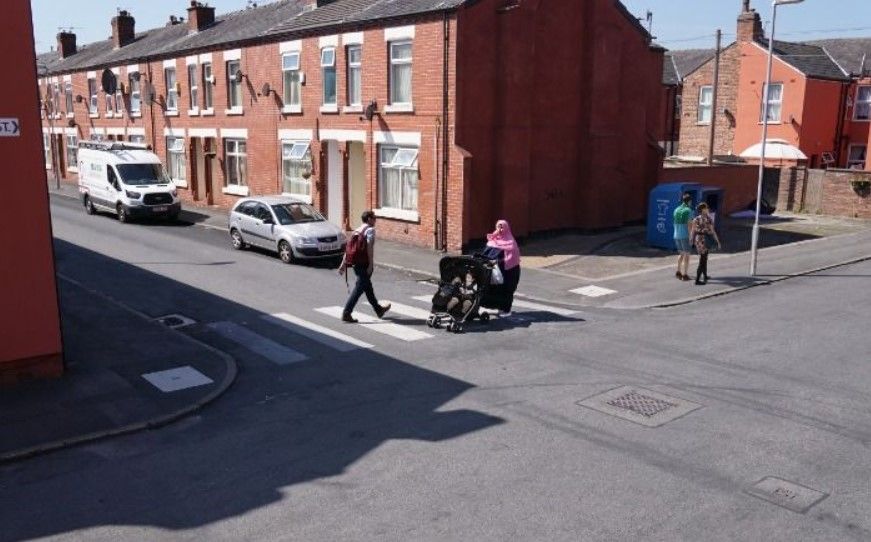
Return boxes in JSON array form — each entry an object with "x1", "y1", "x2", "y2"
[{"x1": 707, "y1": 29, "x2": 722, "y2": 166}]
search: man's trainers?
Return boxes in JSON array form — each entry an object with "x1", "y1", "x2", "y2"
[
  {"x1": 341, "y1": 313, "x2": 358, "y2": 323},
  {"x1": 375, "y1": 303, "x2": 391, "y2": 319}
]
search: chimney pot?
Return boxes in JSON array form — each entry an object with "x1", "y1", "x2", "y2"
[
  {"x1": 187, "y1": 1, "x2": 215, "y2": 33},
  {"x1": 111, "y1": 10, "x2": 136, "y2": 49}
]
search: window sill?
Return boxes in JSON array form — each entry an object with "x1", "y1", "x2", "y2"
[
  {"x1": 201, "y1": 108, "x2": 215, "y2": 116},
  {"x1": 172, "y1": 178, "x2": 188, "y2": 188},
  {"x1": 67, "y1": 167, "x2": 79, "y2": 173},
  {"x1": 851, "y1": 118, "x2": 870, "y2": 123},
  {"x1": 383, "y1": 104, "x2": 414, "y2": 114},
  {"x1": 131, "y1": 112, "x2": 142, "y2": 118},
  {"x1": 374, "y1": 207, "x2": 419, "y2": 222},
  {"x1": 225, "y1": 108, "x2": 244, "y2": 116},
  {"x1": 757, "y1": 121, "x2": 782, "y2": 125},
  {"x1": 66, "y1": 113, "x2": 74, "y2": 119},
  {"x1": 188, "y1": 108, "x2": 200, "y2": 116},
  {"x1": 114, "y1": 113, "x2": 124, "y2": 119},
  {"x1": 695, "y1": 122, "x2": 711, "y2": 126},
  {"x1": 222, "y1": 185, "x2": 249, "y2": 196},
  {"x1": 320, "y1": 104, "x2": 339, "y2": 114},
  {"x1": 165, "y1": 111, "x2": 180, "y2": 117},
  {"x1": 282, "y1": 105, "x2": 302, "y2": 115},
  {"x1": 282, "y1": 192, "x2": 312, "y2": 204},
  {"x1": 89, "y1": 113, "x2": 99, "y2": 119},
  {"x1": 343, "y1": 105, "x2": 363, "y2": 114}
]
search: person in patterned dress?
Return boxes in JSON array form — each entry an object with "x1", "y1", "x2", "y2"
[{"x1": 689, "y1": 202, "x2": 721, "y2": 285}]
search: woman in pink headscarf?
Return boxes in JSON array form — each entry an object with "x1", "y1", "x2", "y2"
[{"x1": 487, "y1": 219, "x2": 521, "y2": 315}]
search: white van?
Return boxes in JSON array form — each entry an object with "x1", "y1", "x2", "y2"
[{"x1": 78, "y1": 141, "x2": 181, "y2": 222}]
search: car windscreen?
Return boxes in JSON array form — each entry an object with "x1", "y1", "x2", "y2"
[
  {"x1": 115, "y1": 163, "x2": 170, "y2": 186},
  {"x1": 271, "y1": 203, "x2": 324, "y2": 225}
]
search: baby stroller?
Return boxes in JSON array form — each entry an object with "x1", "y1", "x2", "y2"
[{"x1": 426, "y1": 255, "x2": 496, "y2": 333}]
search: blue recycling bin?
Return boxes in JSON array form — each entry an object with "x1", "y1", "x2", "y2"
[
  {"x1": 646, "y1": 182, "x2": 702, "y2": 250},
  {"x1": 699, "y1": 186, "x2": 725, "y2": 238}
]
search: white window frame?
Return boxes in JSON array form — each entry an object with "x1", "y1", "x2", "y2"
[
  {"x1": 347, "y1": 44, "x2": 362, "y2": 108},
  {"x1": 760, "y1": 82, "x2": 784, "y2": 123},
  {"x1": 321, "y1": 47, "x2": 337, "y2": 111},
  {"x1": 43, "y1": 133, "x2": 52, "y2": 169},
  {"x1": 224, "y1": 138, "x2": 247, "y2": 188},
  {"x1": 847, "y1": 144, "x2": 867, "y2": 170},
  {"x1": 128, "y1": 134, "x2": 146, "y2": 144},
  {"x1": 388, "y1": 40, "x2": 413, "y2": 108},
  {"x1": 226, "y1": 60, "x2": 243, "y2": 112},
  {"x1": 854, "y1": 86, "x2": 871, "y2": 122},
  {"x1": 165, "y1": 67, "x2": 179, "y2": 113},
  {"x1": 105, "y1": 90, "x2": 115, "y2": 116},
  {"x1": 697, "y1": 85, "x2": 713, "y2": 124},
  {"x1": 281, "y1": 141, "x2": 313, "y2": 202},
  {"x1": 188, "y1": 64, "x2": 199, "y2": 114},
  {"x1": 201, "y1": 62, "x2": 214, "y2": 113},
  {"x1": 65, "y1": 134, "x2": 78, "y2": 172},
  {"x1": 128, "y1": 73, "x2": 141, "y2": 115},
  {"x1": 166, "y1": 136, "x2": 187, "y2": 185},
  {"x1": 378, "y1": 144, "x2": 419, "y2": 218},
  {"x1": 115, "y1": 87, "x2": 124, "y2": 117},
  {"x1": 52, "y1": 82, "x2": 61, "y2": 118},
  {"x1": 64, "y1": 82, "x2": 74, "y2": 117},
  {"x1": 88, "y1": 78, "x2": 98, "y2": 116},
  {"x1": 281, "y1": 51, "x2": 302, "y2": 112}
]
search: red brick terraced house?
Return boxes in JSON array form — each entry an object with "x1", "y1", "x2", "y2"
[
  {"x1": 674, "y1": 1, "x2": 871, "y2": 171},
  {"x1": 660, "y1": 48, "x2": 717, "y2": 156},
  {"x1": 38, "y1": 0, "x2": 666, "y2": 250}
]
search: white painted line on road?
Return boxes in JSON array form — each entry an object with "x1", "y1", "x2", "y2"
[
  {"x1": 377, "y1": 301, "x2": 433, "y2": 320},
  {"x1": 315, "y1": 306, "x2": 433, "y2": 342},
  {"x1": 208, "y1": 321, "x2": 308, "y2": 365},
  {"x1": 263, "y1": 313, "x2": 373, "y2": 351},
  {"x1": 412, "y1": 295, "x2": 577, "y2": 317},
  {"x1": 142, "y1": 366, "x2": 213, "y2": 393},
  {"x1": 570, "y1": 285, "x2": 617, "y2": 298},
  {"x1": 412, "y1": 294, "x2": 434, "y2": 304}
]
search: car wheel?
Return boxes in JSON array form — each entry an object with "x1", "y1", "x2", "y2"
[
  {"x1": 230, "y1": 228, "x2": 246, "y2": 250},
  {"x1": 117, "y1": 204, "x2": 129, "y2": 223},
  {"x1": 83, "y1": 195, "x2": 95, "y2": 215},
  {"x1": 278, "y1": 240, "x2": 294, "y2": 264}
]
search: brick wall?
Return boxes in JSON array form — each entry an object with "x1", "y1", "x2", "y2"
[
  {"x1": 780, "y1": 167, "x2": 871, "y2": 218},
  {"x1": 678, "y1": 43, "x2": 740, "y2": 158}
]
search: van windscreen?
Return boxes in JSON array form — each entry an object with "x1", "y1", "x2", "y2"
[{"x1": 116, "y1": 163, "x2": 169, "y2": 186}]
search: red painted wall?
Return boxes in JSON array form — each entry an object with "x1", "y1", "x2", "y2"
[
  {"x1": 800, "y1": 78, "x2": 844, "y2": 166},
  {"x1": 659, "y1": 165, "x2": 760, "y2": 213},
  {"x1": 1, "y1": 0, "x2": 63, "y2": 383},
  {"x1": 843, "y1": 79, "x2": 870, "y2": 170},
  {"x1": 455, "y1": 0, "x2": 663, "y2": 242}
]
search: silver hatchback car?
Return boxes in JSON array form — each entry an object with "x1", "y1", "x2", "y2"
[{"x1": 228, "y1": 196, "x2": 346, "y2": 263}]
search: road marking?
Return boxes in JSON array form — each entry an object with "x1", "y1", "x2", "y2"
[
  {"x1": 315, "y1": 306, "x2": 433, "y2": 342},
  {"x1": 263, "y1": 313, "x2": 373, "y2": 351},
  {"x1": 376, "y1": 300, "x2": 433, "y2": 320},
  {"x1": 142, "y1": 366, "x2": 213, "y2": 393},
  {"x1": 412, "y1": 295, "x2": 577, "y2": 317},
  {"x1": 570, "y1": 285, "x2": 617, "y2": 298},
  {"x1": 207, "y1": 321, "x2": 308, "y2": 365}
]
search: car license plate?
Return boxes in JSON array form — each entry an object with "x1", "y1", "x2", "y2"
[
  {"x1": 152, "y1": 206, "x2": 168, "y2": 213},
  {"x1": 319, "y1": 242, "x2": 339, "y2": 252}
]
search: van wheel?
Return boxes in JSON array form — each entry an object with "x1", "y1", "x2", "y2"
[
  {"x1": 83, "y1": 195, "x2": 95, "y2": 215},
  {"x1": 230, "y1": 228, "x2": 246, "y2": 250},
  {"x1": 278, "y1": 240, "x2": 294, "y2": 264},
  {"x1": 117, "y1": 204, "x2": 129, "y2": 223}
]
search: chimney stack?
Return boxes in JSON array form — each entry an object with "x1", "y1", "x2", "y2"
[
  {"x1": 56, "y1": 31, "x2": 77, "y2": 58},
  {"x1": 737, "y1": 0, "x2": 765, "y2": 43},
  {"x1": 111, "y1": 10, "x2": 136, "y2": 49},
  {"x1": 187, "y1": 1, "x2": 215, "y2": 33}
]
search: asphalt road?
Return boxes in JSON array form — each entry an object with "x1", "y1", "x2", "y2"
[{"x1": 2, "y1": 195, "x2": 871, "y2": 541}]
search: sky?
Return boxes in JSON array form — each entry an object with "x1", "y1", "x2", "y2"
[{"x1": 30, "y1": 0, "x2": 871, "y2": 53}]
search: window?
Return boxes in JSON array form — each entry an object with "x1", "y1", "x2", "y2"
[
  {"x1": 202, "y1": 62, "x2": 213, "y2": 110},
  {"x1": 281, "y1": 141, "x2": 312, "y2": 198},
  {"x1": 227, "y1": 60, "x2": 242, "y2": 109},
  {"x1": 64, "y1": 82, "x2": 73, "y2": 115},
  {"x1": 43, "y1": 134, "x2": 52, "y2": 168},
  {"x1": 165, "y1": 67, "x2": 178, "y2": 112},
  {"x1": 848, "y1": 145, "x2": 867, "y2": 169},
  {"x1": 188, "y1": 64, "x2": 199, "y2": 110},
  {"x1": 166, "y1": 137, "x2": 187, "y2": 181},
  {"x1": 697, "y1": 85, "x2": 713, "y2": 124},
  {"x1": 321, "y1": 48, "x2": 337, "y2": 106},
  {"x1": 115, "y1": 87, "x2": 124, "y2": 116},
  {"x1": 271, "y1": 202, "x2": 323, "y2": 225},
  {"x1": 128, "y1": 135, "x2": 146, "y2": 144},
  {"x1": 224, "y1": 139, "x2": 247, "y2": 186},
  {"x1": 389, "y1": 41, "x2": 412, "y2": 105},
  {"x1": 88, "y1": 78, "x2": 98, "y2": 114},
  {"x1": 855, "y1": 86, "x2": 871, "y2": 121},
  {"x1": 760, "y1": 83, "x2": 783, "y2": 123},
  {"x1": 379, "y1": 145, "x2": 419, "y2": 212},
  {"x1": 347, "y1": 45, "x2": 362, "y2": 106},
  {"x1": 52, "y1": 83, "x2": 61, "y2": 116},
  {"x1": 281, "y1": 52, "x2": 301, "y2": 107},
  {"x1": 106, "y1": 91, "x2": 115, "y2": 116},
  {"x1": 65, "y1": 134, "x2": 78, "y2": 170},
  {"x1": 129, "y1": 73, "x2": 141, "y2": 114}
]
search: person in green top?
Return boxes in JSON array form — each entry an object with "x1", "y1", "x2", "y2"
[{"x1": 673, "y1": 193, "x2": 693, "y2": 281}]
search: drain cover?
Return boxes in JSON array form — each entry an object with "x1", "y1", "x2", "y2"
[
  {"x1": 746, "y1": 477, "x2": 828, "y2": 514},
  {"x1": 154, "y1": 314, "x2": 197, "y2": 329},
  {"x1": 577, "y1": 385, "x2": 702, "y2": 427}
]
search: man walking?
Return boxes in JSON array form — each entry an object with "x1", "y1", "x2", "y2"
[
  {"x1": 673, "y1": 192, "x2": 693, "y2": 281},
  {"x1": 339, "y1": 210, "x2": 391, "y2": 323}
]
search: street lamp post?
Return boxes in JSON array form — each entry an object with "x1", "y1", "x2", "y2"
[{"x1": 749, "y1": 0, "x2": 804, "y2": 276}]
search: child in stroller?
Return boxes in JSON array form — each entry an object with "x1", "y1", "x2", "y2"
[{"x1": 427, "y1": 255, "x2": 495, "y2": 333}]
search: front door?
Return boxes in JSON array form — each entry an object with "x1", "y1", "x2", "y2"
[
  {"x1": 348, "y1": 142, "x2": 366, "y2": 228},
  {"x1": 251, "y1": 203, "x2": 277, "y2": 249},
  {"x1": 326, "y1": 140, "x2": 342, "y2": 227}
]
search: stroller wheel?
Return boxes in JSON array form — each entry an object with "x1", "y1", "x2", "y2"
[
  {"x1": 446, "y1": 322, "x2": 455, "y2": 332},
  {"x1": 426, "y1": 316, "x2": 435, "y2": 328},
  {"x1": 454, "y1": 324, "x2": 464, "y2": 334},
  {"x1": 433, "y1": 317, "x2": 442, "y2": 329},
  {"x1": 480, "y1": 312, "x2": 490, "y2": 322}
]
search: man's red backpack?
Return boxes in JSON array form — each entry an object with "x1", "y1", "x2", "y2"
[{"x1": 344, "y1": 226, "x2": 370, "y2": 267}]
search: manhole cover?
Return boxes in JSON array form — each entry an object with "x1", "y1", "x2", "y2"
[
  {"x1": 154, "y1": 314, "x2": 197, "y2": 329},
  {"x1": 577, "y1": 385, "x2": 702, "y2": 427},
  {"x1": 746, "y1": 477, "x2": 828, "y2": 514}
]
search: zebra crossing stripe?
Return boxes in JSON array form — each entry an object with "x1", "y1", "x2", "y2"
[
  {"x1": 411, "y1": 295, "x2": 576, "y2": 317},
  {"x1": 376, "y1": 301, "x2": 433, "y2": 320},
  {"x1": 208, "y1": 321, "x2": 308, "y2": 365},
  {"x1": 315, "y1": 306, "x2": 433, "y2": 342},
  {"x1": 263, "y1": 313, "x2": 373, "y2": 351}
]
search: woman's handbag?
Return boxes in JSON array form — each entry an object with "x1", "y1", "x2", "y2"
[{"x1": 490, "y1": 265, "x2": 504, "y2": 285}]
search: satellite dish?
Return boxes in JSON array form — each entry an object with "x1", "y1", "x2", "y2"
[
  {"x1": 364, "y1": 100, "x2": 378, "y2": 121},
  {"x1": 101, "y1": 68, "x2": 117, "y2": 94},
  {"x1": 75, "y1": 94, "x2": 84, "y2": 103},
  {"x1": 234, "y1": 70, "x2": 244, "y2": 83},
  {"x1": 131, "y1": 71, "x2": 141, "y2": 82},
  {"x1": 260, "y1": 82, "x2": 271, "y2": 96}
]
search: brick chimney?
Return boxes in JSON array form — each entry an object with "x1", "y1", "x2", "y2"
[
  {"x1": 56, "y1": 31, "x2": 76, "y2": 58},
  {"x1": 187, "y1": 1, "x2": 215, "y2": 33},
  {"x1": 111, "y1": 10, "x2": 136, "y2": 49},
  {"x1": 737, "y1": 0, "x2": 765, "y2": 43}
]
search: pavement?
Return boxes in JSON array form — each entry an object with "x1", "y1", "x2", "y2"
[{"x1": 12, "y1": 182, "x2": 867, "y2": 463}]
